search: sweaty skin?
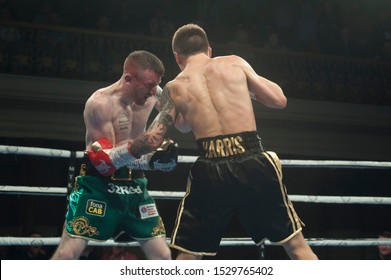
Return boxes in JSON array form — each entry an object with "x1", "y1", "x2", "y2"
[
  {"x1": 51, "y1": 51, "x2": 175, "y2": 260},
  {"x1": 130, "y1": 53, "x2": 286, "y2": 155},
  {"x1": 83, "y1": 78, "x2": 159, "y2": 150},
  {"x1": 129, "y1": 24, "x2": 317, "y2": 260}
]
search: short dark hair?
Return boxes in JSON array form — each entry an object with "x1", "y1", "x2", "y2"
[
  {"x1": 125, "y1": 50, "x2": 165, "y2": 77},
  {"x1": 172, "y1": 23, "x2": 210, "y2": 58}
]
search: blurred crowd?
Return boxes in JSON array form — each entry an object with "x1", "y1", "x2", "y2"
[
  {"x1": 1, "y1": 230, "x2": 142, "y2": 260},
  {"x1": 1, "y1": 0, "x2": 390, "y2": 62}
]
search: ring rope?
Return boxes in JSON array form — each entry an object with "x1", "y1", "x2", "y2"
[
  {"x1": 1, "y1": 145, "x2": 391, "y2": 168},
  {"x1": 2, "y1": 145, "x2": 391, "y2": 250},
  {"x1": 0, "y1": 185, "x2": 67, "y2": 196},
  {"x1": 1, "y1": 237, "x2": 390, "y2": 247},
  {"x1": 0, "y1": 145, "x2": 85, "y2": 159},
  {"x1": 1, "y1": 185, "x2": 390, "y2": 204}
]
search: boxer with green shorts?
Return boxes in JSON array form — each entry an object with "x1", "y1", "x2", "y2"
[
  {"x1": 51, "y1": 50, "x2": 181, "y2": 260},
  {"x1": 65, "y1": 159, "x2": 165, "y2": 242}
]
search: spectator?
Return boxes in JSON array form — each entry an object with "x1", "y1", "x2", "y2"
[
  {"x1": 229, "y1": 25, "x2": 251, "y2": 46},
  {"x1": 146, "y1": 8, "x2": 174, "y2": 38},
  {"x1": 192, "y1": 0, "x2": 222, "y2": 43},
  {"x1": 0, "y1": 246, "x2": 9, "y2": 259},
  {"x1": 0, "y1": 7, "x2": 21, "y2": 45},
  {"x1": 263, "y1": 31, "x2": 286, "y2": 50},
  {"x1": 0, "y1": 0, "x2": 16, "y2": 19},
  {"x1": 96, "y1": 15, "x2": 110, "y2": 32},
  {"x1": 227, "y1": 24, "x2": 256, "y2": 64},
  {"x1": 374, "y1": 40, "x2": 391, "y2": 62},
  {"x1": 7, "y1": 231, "x2": 49, "y2": 260},
  {"x1": 270, "y1": 0, "x2": 297, "y2": 49},
  {"x1": 3, "y1": 0, "x2": 32, "y2": 22},
  {"x1": 76, "y1": 3, "x2": 96, "y2": 30},
  {"x1": 109, "y1": 0, "x2": 140, "y2": 35},
  {"x1": 0, "y1": 6, "x2": 12, "y2": 21},
  {"x1": 316, "y1": 0, "x2": 342, "y2": 55},
  {"x1": 353, "y1": 14, "x2": 377, "y2": 59},
  {"x1": 367, "y1": 231, "x2": 391, "y2": 260},
  {"x1": 101, "y1": 246, "x2": 139, "y2": 260},
  {"x1": 335, "y1": 26, "x2": 359, "y2": 58},
  {"x1": 373, "y1": 10, "x2": 391, "y2": 48},
  {"x1": 32, "y1": 0, "x2": 55, "y2": 24},
  {"x1": 221, "y1": 4, "x2": 249, "y2": 43},
  {"x1": 195, "y1": 0, "x2": 221, "y2": 28},
  {"x1": 148, "y1": 17, "x2": 160, "y2": 37},
  {"x1": 79, "y1": 247, "x2": 101, "y2": 260},
  {"x1": 295, "y1": 0, "x2": 318, "y2": 52},
  {"x1": 249, "y1": 3, "x2": 273, "y2": 48}
]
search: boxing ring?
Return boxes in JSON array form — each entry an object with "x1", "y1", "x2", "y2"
[{"x1": 1, "y1": 145, "x2": 391, "y2": 254}]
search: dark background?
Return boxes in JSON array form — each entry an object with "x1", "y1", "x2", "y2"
[{"x1": 1, "y1": 0, "x2": 391, "y2": 260}]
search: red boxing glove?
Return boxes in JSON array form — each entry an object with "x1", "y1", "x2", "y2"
[
  {"x1": 87, "y1": 139, "x2": 116, "y2": 176},
  {"x1": 87, "y1": 139, "x2": 137, "y2": 176}
]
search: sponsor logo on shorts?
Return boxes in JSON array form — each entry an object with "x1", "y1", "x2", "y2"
[
  {"x1": 202, "y1": 136, "x2": 245, "y2": 158},
  {"x1": 107, "y1": 183, "x2": 142, "y2": 195},
  {"x1": 139, "y1": 203, "x2": 159, "y2": 219},
  {"x1": 86, "y1": 199, "x2": 106, "y2": 217}
]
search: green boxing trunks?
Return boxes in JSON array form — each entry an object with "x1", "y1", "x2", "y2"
[{"x1": 65, "y1": 161, "x2": 166, "y2": 242}]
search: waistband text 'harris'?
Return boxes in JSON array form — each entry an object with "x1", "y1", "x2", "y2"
[{"x1": 202, "y1": 136, "x2": 245, "y2": 158}]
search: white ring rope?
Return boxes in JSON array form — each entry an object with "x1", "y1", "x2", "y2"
[
  {"x1": 0, "y1": 185, "x2": 67, "y2": 196},
  {"x1": 1, "y1": 185, "x2": 391, "y2": 204},
  {"x1": 1, "y1": 145, "x2": 391, "y2": 168},
  {"x1": 1, "y1": 145, "x2": 391, "y2": 250},
  {"x1": 0, "y1": 145, "x2": 85, "y2": 159},
  {"x1": 1, "y1": 237, "x2": 391, "y2": 247},
  {"x1": 2, "y1": 144, "x2": 390, "y2": 203}
]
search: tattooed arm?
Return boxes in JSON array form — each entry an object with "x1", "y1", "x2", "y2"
[
  {"x1": 155, "y1": 86, "x2": 190, "y2": 133},
  {"x1": 130, "y1": 86, "x2": 178, "y2": 157}
]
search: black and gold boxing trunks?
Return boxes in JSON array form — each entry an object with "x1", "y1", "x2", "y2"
[{"x1": 170, "y1": 131, "x2": 303, "y2": 256}]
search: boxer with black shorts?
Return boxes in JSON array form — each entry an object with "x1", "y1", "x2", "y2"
[
  {"x1": 171, "y1": 131, "x2": 303, "y2": 256},
  {"x1": 129, "y1": 24, "x2": 318, "y2": 260}
]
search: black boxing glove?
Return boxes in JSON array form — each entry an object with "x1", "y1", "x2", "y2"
[{"x1": 127, "y1": 139, "x2": 178, "y2": 172}]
